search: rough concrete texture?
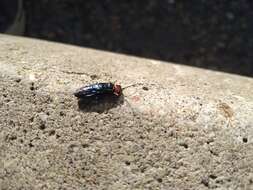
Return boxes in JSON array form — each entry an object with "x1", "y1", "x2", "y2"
[{"x1": 0, "y1": 34, "x2": 253, "y2": 190}]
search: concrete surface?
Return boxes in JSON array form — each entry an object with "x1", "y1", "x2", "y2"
[{"x1": 0, "y1": 34, "x2": 253, "y2": 190}]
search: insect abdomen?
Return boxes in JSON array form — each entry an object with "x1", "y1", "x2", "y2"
[{"x1": 74, "y1": 83, "x2": 114, "y2": 98}]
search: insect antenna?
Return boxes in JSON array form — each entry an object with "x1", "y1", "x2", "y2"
[{"x1": 122, "y1": 83, "x2": 144, "y2": 90}]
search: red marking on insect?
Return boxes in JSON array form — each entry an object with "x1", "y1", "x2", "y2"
[{"x1": 113, "y1": 84, "x2": 122, "y2": 96}]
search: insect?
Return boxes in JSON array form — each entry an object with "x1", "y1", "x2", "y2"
[
  {"x1": 74, "y1": 82, "x2": 146, "y2": 113},
  {"x1": 74, "y1": 82, "x2": 122, "y2": 99}
]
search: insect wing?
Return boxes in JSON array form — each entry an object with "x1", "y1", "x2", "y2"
[
  {"x1": 74, "y1": 83, "x2": 114, "y2": 98},
  {"x1": 74, "y1": 85, "x2": 99, "y2": 98}
]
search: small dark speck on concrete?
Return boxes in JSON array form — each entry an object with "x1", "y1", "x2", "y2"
[
  {"x1": 209, "y1": 174, "x2": 217, "y2": 179},
  {"x1": 56, "y1": 134, "x2": 61, "y2": 139},
  {"x1": 179, "y1": 142, "x2": 188, "y2": 149},
  {"x1": 90, "y1": 74, "x2": 98, "y2": 80},
  {"x1": 243, "y1": 137, "x2": 248, "y2": 143},
  {"x1": 49, "y1": 130, "x2": 56, "y2": 136},
  {"x1": 39, "y1": 123, "x2": 46, "y2": 130},
  {"x1": 142, "y1": 86, "x2": 149, "y2": 91},
  {"x1": 157, "y1": 178, "x2": 163, "y2": 183},
  {"x1": 30, "y1": 82, "x2": 35, "y2": 91},
  {"x1": 29, "y1": 117, "x2": 34, "y2": 122},
  {"x1": 59, "y1": 111, "x2": 65, "y2": 116},
  {"x1": 125, "y1": 161, "x2": 131, "y2": 166},
  {"x1": 28, "y1": 142, "x2": 34, "y2": 147},
  {"x1": 9, "y1": 135, "x2": 17, "y2": 141},
  {"x1": 82, "y1": 144, "x2": 89, "y2": 148},
  {"x1": 15, "y1": 78, "x2": 21, "y2": 83}
]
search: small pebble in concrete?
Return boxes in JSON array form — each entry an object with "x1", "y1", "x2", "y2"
[{"x1": 201, "y1": 177, "x2": 209, "y2": 187}]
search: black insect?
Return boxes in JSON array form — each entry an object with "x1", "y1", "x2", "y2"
[
  {"x1": 74, "y1": 82, "x2": 145, "y2": 113},
  {"x1": 74, "y1": 82, "x2": 122, "y2": 99}
]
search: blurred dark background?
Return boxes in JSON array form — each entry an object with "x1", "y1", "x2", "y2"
[{"x1": 1, "y1": 0, "x2": 253, "y2": 77}]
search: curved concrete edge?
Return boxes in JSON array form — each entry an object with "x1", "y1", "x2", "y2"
[{"x1": 0, "y1": 34, "x2": 253, "y2": 189}]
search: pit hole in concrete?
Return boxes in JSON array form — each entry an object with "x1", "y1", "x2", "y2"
[
  {"x1": 39, "y1": 123, "x2": 46, "y2": 130},
  {"x1": 125, "y1": 161, "x2": 131, "y2": 166},
  {"x1": 15, "y1": 78, "x2": 21, "y2": 83},
  {"x1": 209, "y1": 174, "x2": 217, "y2": 179},
  {"x1": 206, "y1": 138, "x2": 214, "y2": 144},
  {"x1": 82, "y1": 144, "x2": 89, "y2": 148},
  {"x1": 243, "y1": 137, "x2": 248, "y2": 143},
  {"x1": 28, "y1": 142, "x2": 34, "y2": 147},
  {"x1": 49, "y1": 130, "x2": 55, "y2": 136},
  {"x1": 142, "y1": 86, "x2": 149, "y2": 91},
  {"x1": 157, "y1": 178, "x2": 163, "y2": 183},
  {"x1": 215, "y1": 179, "x2": 224, "y2": 184},
  {"x1": 5, "y1": 98, "x2": 10, "y2": 103},
  {"x1": 179, "y1": 142, "x2": 188, "y2": 149},
  {"x1": 140, "y1": 167, "x2": 146, "y2": 173},
  {"x1": 90, "y1": 74, "x2": 98, "y2": 80},
  {"x1": 30, "y1": 82, "x2": 35, "y2": 91},
  {"x1": 139, "y1": 135, "x2": 144, "y2": 139},
  {"x1": 29, "y1": 117, "x2": 34, "y2": 122},
  {"x1": 9, "y1": 120, "x2": 14, "y2": 126},
  {"x1": 210, "y1": 150, "x2": 219, "y2": 156},
  {"x1": 9, "y1": 135, "x2": 17, "y2": 141},
  {"x1": 59, "y1": 111, "x2": 65, "y2": 116},
  {"x1": 56, "y1": 134, "x2": 61, "y2": 139}
]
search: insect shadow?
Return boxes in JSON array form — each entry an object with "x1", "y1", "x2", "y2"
[{"x1": 77, "y1": 94, "x2": 125, "y2": 113}]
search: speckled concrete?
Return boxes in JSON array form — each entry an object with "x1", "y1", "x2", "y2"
[{"x1": 0, "y1": 34, "x2": 253, "y2": 190}]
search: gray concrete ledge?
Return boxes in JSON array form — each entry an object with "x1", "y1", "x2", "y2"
[{"x1": 0, "y1": 34, "x2": 253, "y2": 189}]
